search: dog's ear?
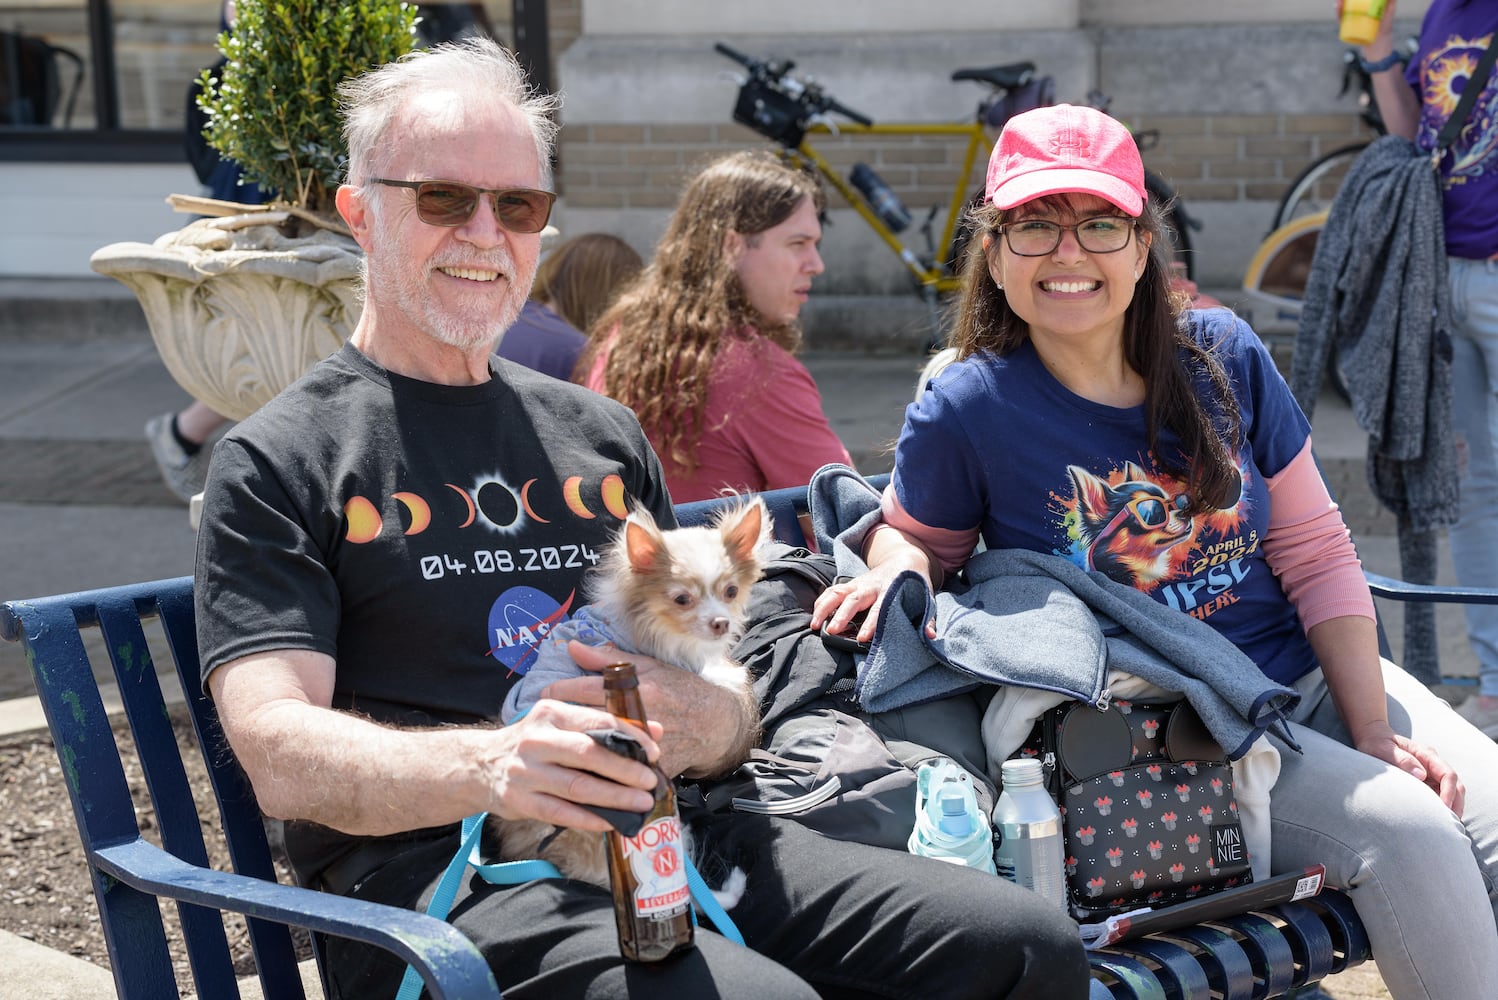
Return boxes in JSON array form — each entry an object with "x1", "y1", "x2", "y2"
[
  {"x1": 1067, "y1": 465, "x2": 1114, "y2": 529},
  {"x1": 718, "y1": 498, "x2": 769, "y2": 566},
  {"x1": 623, "y1": 509, "x2": 667, "y2": 574}
]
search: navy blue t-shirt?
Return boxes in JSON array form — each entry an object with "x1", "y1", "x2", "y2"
[
  {"x1": 893, "y1": 309, "x2": 1319, "y2": 685},
  {"x1": 495, "y1": 300, "x2": 588, "y2": 382}
]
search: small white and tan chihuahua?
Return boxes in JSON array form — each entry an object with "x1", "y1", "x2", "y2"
[{"x1": 491, "y1": 497, "x2": 770, "y2": 902}]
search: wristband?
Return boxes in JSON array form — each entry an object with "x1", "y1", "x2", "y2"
[{"x1": 1359, "y1": 51, "x2": 1405, "y2": 74}]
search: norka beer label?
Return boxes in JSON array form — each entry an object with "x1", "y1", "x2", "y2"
[{"x1": 624, "y1": 815, "x2": 691, "y2": 917}]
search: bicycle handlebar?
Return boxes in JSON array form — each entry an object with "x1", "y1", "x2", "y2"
[
  {"x1": 713, "y1": 41, "x2": 757, "y2": 70},
  {"x1": 714, "y1": 42, "x2": 874, "y2": 128},
  {"x1": 824, "y1": 96, "x2": 874, "y2": 128}
]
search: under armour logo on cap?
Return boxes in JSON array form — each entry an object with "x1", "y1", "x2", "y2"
[
  {"x1": 985, "y1": 103, "x2": 1145, "y2": 215},
  {"x1": 1050, "y1": 130, "x2": 1091, "y2": 160}
]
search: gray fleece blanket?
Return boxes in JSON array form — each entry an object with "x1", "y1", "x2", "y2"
[
  {"x1": 1288, "y1": 134, "x2": 1455, "y2": 684},
  {"x1": 809, "y1": 464, "x2": 1299, "y2": 760}
]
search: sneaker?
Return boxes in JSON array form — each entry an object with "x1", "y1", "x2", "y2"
[
  {"x1": 1455, "y1": 695, "x2": 1498, "y2": 739},
  {"x1": 145, "y1": 412, "x2": 209, "y2": 503}
]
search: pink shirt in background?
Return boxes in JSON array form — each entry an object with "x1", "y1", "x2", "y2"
[{"x1": 584, "y1": 331, "x2": 852, "y2": 503}]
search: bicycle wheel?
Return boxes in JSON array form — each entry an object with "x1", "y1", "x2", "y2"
[
  {"x1": 1145, "y1": 171, "x2": 1195, "y2": 283},
  {"x1": 1274, "y1": 143, "x2": 1368, "y2": 230}
]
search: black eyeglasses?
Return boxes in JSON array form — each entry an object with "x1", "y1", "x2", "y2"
[
  {"x1": 368, "y1": 178, "x2": 556, "y2": 233},
  {"x1": 995, "y1": 216, "x2": 1138, "y2": 256}
]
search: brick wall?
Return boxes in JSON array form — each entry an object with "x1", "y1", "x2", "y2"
[
  {"x1": 1131, "y1": 112, "x2": 1378, "y2": 205},
  {"x1": 557, "y1": 112, "x2": 1376, "y2": 220},
  {"x1": 549, "y1": 0, "x2": 581, "y2": 58},
  {"x1": 560, "y1": 124, "x2": 985, "y2": 212}
]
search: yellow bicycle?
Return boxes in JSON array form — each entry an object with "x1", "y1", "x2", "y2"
[{"x1": 714, "y1": 43, "x2": 1198, "y2": 336}]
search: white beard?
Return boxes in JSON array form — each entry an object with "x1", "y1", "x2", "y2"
[
  {"x1": 368, "y1": 213, "x2": 535, "y2": 352},
  {"x1": 421, "y1": 281, "x2": 526, "y2": 351}
]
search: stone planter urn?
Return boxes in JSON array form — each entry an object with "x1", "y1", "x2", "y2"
[{"x1": 91, "y1": 211, "x2": 363, "y2": 421}]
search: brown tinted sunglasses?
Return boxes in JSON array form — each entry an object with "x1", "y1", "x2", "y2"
[{"x1": 369, "y1": 178, "x2": 556, "y2": 233}]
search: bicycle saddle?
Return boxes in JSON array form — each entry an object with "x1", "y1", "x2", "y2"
[{"x1": 951, "y1": 62, "x2": 1036, "y2": 89}]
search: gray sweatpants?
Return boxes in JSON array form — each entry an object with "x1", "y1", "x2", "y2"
[{"x1": 1273, "y1": 661, "x2": 1498, "y2": 999}]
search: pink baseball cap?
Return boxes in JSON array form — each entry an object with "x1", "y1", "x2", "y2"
[{"x1": 985, "y1": 104, "x2": 1146, "y2": 216}]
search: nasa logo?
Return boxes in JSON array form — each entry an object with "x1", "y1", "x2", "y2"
[{"x1": 486, "y1": 586, "x2": 573, "y2": 675}]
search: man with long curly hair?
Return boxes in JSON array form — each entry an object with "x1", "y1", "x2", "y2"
[{"x1": 577, "y1": 151, "x2": 852, "y2": 502}]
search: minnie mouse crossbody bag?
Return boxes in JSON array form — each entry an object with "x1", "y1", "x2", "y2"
[{"x1": 1015, "y1": 698, "x2": 1252, "y2": 921}]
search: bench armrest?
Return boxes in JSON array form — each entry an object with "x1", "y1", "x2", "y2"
[
  {"x1": 94, "y1": 838, "x2": 498, "y2": 1000},
  {"x1": 1364, "y1": 571, "x2": 1498, "y2": 605}
]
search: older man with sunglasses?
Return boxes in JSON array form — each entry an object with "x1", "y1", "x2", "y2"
[{"x1": 192, "y1": 37, "x2": 1089, "y2": 1000}]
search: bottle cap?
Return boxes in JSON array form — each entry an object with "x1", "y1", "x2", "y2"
[
  {"x1": 1001, "y1": 757, "x2": 1044, "y2": 785},
  {"x1": 936, "y1": 789, "x2": 974, "y2": 836}
]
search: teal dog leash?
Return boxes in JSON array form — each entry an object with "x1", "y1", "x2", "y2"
[{"x1": 395, "y1": 811, "x2": 744, "y2": 1000}]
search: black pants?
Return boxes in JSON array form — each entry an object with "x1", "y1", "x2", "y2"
[{"x1": 327, "y1": 812, "x2": 1090, "y2": 999}]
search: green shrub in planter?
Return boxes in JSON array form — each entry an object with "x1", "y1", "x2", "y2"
[{"x1": 196, "y1": 0, "x2": 420, "y2": 221}]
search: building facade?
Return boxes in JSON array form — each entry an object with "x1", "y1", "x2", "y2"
[{"x1": 2, "y1": 0, "x2": 1422, "y2": 306}]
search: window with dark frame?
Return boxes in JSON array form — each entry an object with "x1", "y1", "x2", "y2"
[{"x1": 0, "y1": 1, "x2": 545, "y2": 163}]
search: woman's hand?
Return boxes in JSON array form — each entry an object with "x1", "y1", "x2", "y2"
[
  {"x1": 1351, "y1": 719, "x2": 1465, "y2": 816},
  {"x1": 1305, "y1": 617, "x2": 1461, "y2": 813},
  {"x1": 811, "y1": 564, "x2": 909, "y2": 645},
  {"x1": 811, "y1": 525, "x2": 943, "y2": 644}
]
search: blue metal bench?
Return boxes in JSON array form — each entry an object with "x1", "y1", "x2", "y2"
[
  {"x1": 4, "y1": 477, "x2": 1484, "y2": 999},
  {"x1": 1, "y1": 576, "x2": 499, "y2": 1000}
]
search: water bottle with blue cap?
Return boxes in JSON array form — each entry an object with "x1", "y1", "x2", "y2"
[{"x1": 908, "y1": 757, "x2": 997, "y2": 874}]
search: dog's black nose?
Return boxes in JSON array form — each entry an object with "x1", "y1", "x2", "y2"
[{"x1": 709, "y1": 617, "x2": 730, "y2": 637}]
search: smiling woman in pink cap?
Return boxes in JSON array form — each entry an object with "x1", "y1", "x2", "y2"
[{"x1": 813, "y1": 103, "x2": 1498, "y2": 999}]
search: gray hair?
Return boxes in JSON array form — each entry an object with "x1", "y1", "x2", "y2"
[{"x1": 338, "y1": 36, "x2": 559, "y2": 189}]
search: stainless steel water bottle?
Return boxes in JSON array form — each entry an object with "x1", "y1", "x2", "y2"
[{"x1": 993, "y1": 757, "x2": 1067, "y2": 911}]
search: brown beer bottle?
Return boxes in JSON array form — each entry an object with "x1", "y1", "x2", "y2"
[{"x1": 602, "y1": 662, "x2": 695, "y2": 962}]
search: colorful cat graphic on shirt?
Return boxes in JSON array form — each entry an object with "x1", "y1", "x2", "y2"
[{"x1": 1069, "y1": 462, "x2": 1195, "y2": 589}]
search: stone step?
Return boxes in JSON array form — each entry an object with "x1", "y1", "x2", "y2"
[{"x1": 0, "y1": 279, "x2": 149, "y2": 342}]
